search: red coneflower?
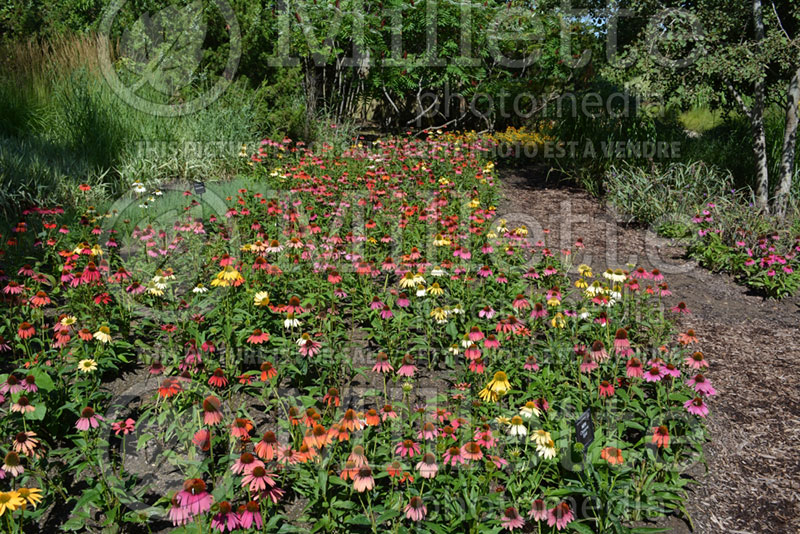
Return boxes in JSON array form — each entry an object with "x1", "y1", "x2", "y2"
[
  {"x1": 598, "y1": 380, "x2": 615, "y2": 398},
  {"x1": 11, "y1": 395, "x2": 35, "y2": 414},
  {"x1": 613, "y1": 328, "x2": 631, "y2": 354},
  {"x1": 192, "y1": 429, "x2": 211, "y2": 451},
  {"x1": 347, "y1": 445, "x2": 368, "y2": 467},
  {"x1": 404, "y1": 496, "x2": 427, "y2": 521},
  {"x1": 17, "y1": 322, "x2": 35, "y2": 339},
  {"x1": 418, "y1": 421, "x2": 438, "y2": 441},
  {"x1": 323, "y1": 387, "x2": 340, "y2": 407},
  {"x1": 208, "y1": 368, "x2": 228, "y2": 388},
  {"x1": 643, "y1": 365, "x2": 665, "y2": 383},
  {"x1": 203, "y1": 396, "x2": 224, "y2": 425},
  {"x1": 246, "y1": 329, "x2": 270, "y2": 345},
  {"x1": 168, "y1": 494, "x2": 191, "y2": 526},
  {"x1": 652, "y1": 425, "x2": 670, "y2": 448},
  {"x1": 1, "y1": 375, "x2": 23, "y2": 395}
]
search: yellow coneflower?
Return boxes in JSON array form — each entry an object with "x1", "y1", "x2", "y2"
[
  {"x1": 254, "y1": 291, "x2": 270, "y2": 307},
  {"x1": 77, "y1": 359, "x2": 98, "y2": 373},
  {"x1": 574, "y1": 278, "x2": 588, "y2": 289},
  {"x1": 469, "y1": 198, "x2": 480, "y2": 208},
  {"x1": 60, "y1": 315, "x2": 77, "y2": 327},
  {"x1": 578, "y1": 264, "x2": 593, "y2": 277},
  {"x1": 550, "y1": 313, "x2": 566, "y2": 329},
  {"x1": 0, "y1": 491, "x2": 24, "y2": 516},
  {"x1": 16, "y1": 488, "x2": 42, "y2": 509},
  {"x1": 433, "y1": 234, "x2": 450, "y2": 246},
  {"x1": 547, "y1": 297, "x2": 561, "y2": 307},
  {"x1": 478, "y1": 386, "x2": 498, "y2": 403},
  {"x1": 219, "y1": 266, "x2": 243, "y2": 282},
  {"x1": 513, "y1": 226, "x2": 528, "y2": 237},
  {"x1": 430, "y1": 308, "x2": 447, "y2": 322},
  {"x1": 486, "y1": 371, "x2": 511, "y2": 396},
  {"x1": 427, "y1": 283, "x2": 444, "y2": 296},
  {"x1": 91, "y1": 244, "x2": 103, "y2": 256},
  {"x1": 93, "y1": 326, "x2": 112, "y2": 343},
  {"x1": 399, "y1": 272, "x2": 416, "y2": 289}
]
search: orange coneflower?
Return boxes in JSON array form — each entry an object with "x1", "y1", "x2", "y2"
[
  {"x1": 304, "y1": 424, "x2": 331, "y2": 449},
  {"x1": 255, "y1": 431, "x2": 279, "y2": 460},
  {"x1": 158, "y1": 378, "x2": 182, "y2": 398},
  {"x1": 601, "y1": 447, "x2": 624, "y2": 465},
  {"x1": 231, "y1": 418, "x2": 254, "y2": 440},
  {"x1": 365, "y1": 408, "x2": 380, "y2": 426},
  {"x1": 259, "y1": 361, "x2": 277, "y2": 381},
  {"x1": 29, "y1": 291, "x2": 51, "y2": 308},
  {"x1": 17, "y1": 322, "x2": 35, "y2": 340},
  {"x1": 677, "y1": 329, "x2": 699, "y2": 345},
  {"x1": 652, "y1": 426, "x2": 670, "y2": 448},
  {"x1": 339, "y1": 460, "x2": 358, "y2": 481},
  {"x1": 208, "y1": 368, "x2": 228, "y2": 388},
  {"x1": 339, "y1": 409, "x2": 365, "y2": 432}
]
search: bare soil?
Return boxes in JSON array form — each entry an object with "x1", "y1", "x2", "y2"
[{"x1": 500, "y1": 166, "x2": 800, "y2": 534}]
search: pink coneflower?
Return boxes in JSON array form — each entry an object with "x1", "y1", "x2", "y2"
[
  {"x1": 353, "y1": 465, "x2": 375, "y2": 492},
  {"x1": 662, "y1": 363, "x2": 681, "y2": 378},
  {"x1": 203, "y1": 396, "x2": 224, "y2": 425},
  {"x1": 395, "y1": 439, "x2": 420, "y2": 458},
  {"x1": 479, "y1": 305, "x2": 496, "y2": 319},
  {"x1": 4, "y1": 281, "x2": 24, "y2": 294},
  {"x1": 1, "y1": 375, "x2": 23, "y2": 395},
  {"x1": 11, "y1": 395, "x2": 35, "y2": 414},
  {"x1": 231, "y1": 452, "x2": 263, "y2": 475},
  {"x1": 651, "y1": 269, "x2": 664, "y2": 281},
  {"x1": 684, "y1": 397, "x2": 709, "y2": 417},
  {"x1": 416, "y1": 452, "x2": 439, "y2": 479},
  {"x1": 111, "y1": 418, "x2": 136, "y2": 435},
  {"x1": 500, "y1": 506, "x2": 525, "y2": 531},
  {"x1": 613, "y1": 328, "x2": 632, "y2": 355},
  {"x1": 529, "y1": 302, "x2": 547, "y2": 319},
  {"x1": 686, "y1": 374, "x2": 716, "y2": 396},
  {"x1": 468, "y1": 326, "x2": 484, "y2": 342},
  {"x1": 372, "y1": 352, "x2": 394, "y2": 373},
  {"x1": 547, "y1": 502, "x2": 574, "y2": 531},
  {"x1": 443, "y1": 445, "x2": 466, "y2": 466},
  {"x1": 671, "y1": 301, "x2": 690, "y2": 314},
  {"x1": 397, "y1": 293, "x2": 410, "y2": 307},
  {"x1": 626, "y1": 358, "x2": 643, "y2": 378},
  {"x1": 211, "y1": 501, "x2": 240, "y2": 532},
  {"x1": 276, "y1": 445, "x2": 299, "y2": 465},
  {"x1": 461, "y1": 441, "x2": 483, "y2": 461},
  {"x1": 238, "y1": 501, "x2": 263, "y2": 529},
  {"x1": 297, "y1": 333, "x2": 322, "y2": 357},
  {"x1": 208, "y1": 368, "x2": 228, "y2": 388},
  {"x1": 397, "y1": 354, "x2": 417, "y2": 377},
  {"x1": 534, "y1": 398, "x2": 550, "y2": 413},
  {"x1": 580, "y1": 354, "x2": 598, "y2": 373},
  {"x1": 684, "y1": 351, "x2": 709, "y2": 369},
  {"x1": 2, "y1": 452, "x2": 23, "y2": 477},
  {"x1": 484, "y1": 334, "x2": 500, "y2": 349},
  {"x1": 76, "y1": 407, "x2": 103, "y2": 431},
  {"x1": 177, "y1": 478, "x2": 213, "y2": 516},
  {"x1": 598, "y1": 380, "x2": 615, "y2": 398},
  {"x1": 21, "y1": 374, "x2": 37, "y2": 393},
  {"x1": 523, "y1": 355, "x2": 539, "y2": 371},
  {"x1": 12, "y1": 431, "x2": 39, "y2": 456},
  {"x1": 464, "y1": 343, "x2": 481, "y2": 360},
  {"x1": 590, "y1": 340, "x2": 608, "y2": 362},
  {"x1": 169, "y1": 495, "x2": 191, "y2": 526},
  {"x1": 643, "y1": 365, "x2": 665, "y2": 382},
  {"x1": 242, "y1": 466, "x2": 276, "y2": 492},
  {"x1": 405, "y1": 496, "x2": 427, "y2": 521},
  {"x1": 381, "y1": 404, "x2": 398, "y2": 421},
  {"x1": 677, "y1": 329, "x2": 699, "y2": 345},
  {"x1": 418, "y1": 421, "x2": 439, "y2": 441},
  {"x1": 528, "y1": 499, "x2": 547, "y2": 521}
]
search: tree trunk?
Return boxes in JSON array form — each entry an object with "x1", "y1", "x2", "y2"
[
  {"x1": 772, "y1": 64, "x2": 800, "y2": 218},
  {"x1": 303, "y1": 58, "x2": 318, "y2": 140},
  {"x1": 751, "y1": 0, "x2": 770, "y2": 212}
]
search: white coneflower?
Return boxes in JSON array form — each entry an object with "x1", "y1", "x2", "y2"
[
  {"x1": 507, "y1": 416, "x2": 527, "y2": 436},
  {"x1": 536, "y1": 439, "x2": 557, "y2": 459},
  {"x1": 284, "y1": 314, "x2": 301, "y2": 328},
  {"x1": 132, "y1": 181, "x2": 146, "y2": 194},
  {"x1": 415, "y1": 285, "x2": 427, "y2": 297},
  {"x1": 93, "y1": 326, "x2": 112, "y2": 343},
  {"x1": 193, "y1": 284, "x2": 208, "y2": 294},
  {"x1": 519, "y1": 401, "x2": 541, "y2": 419}
]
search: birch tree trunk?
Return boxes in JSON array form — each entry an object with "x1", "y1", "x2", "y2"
[
  {"x1": 772, "y1": 64, "x2": 800, "y2": 218},
  {"x1": 751, "y1": 0, "x2": 770, "y2": 212}
]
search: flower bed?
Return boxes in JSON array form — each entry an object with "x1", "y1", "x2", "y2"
[{"x1": 0, "y1": 136, "x2": 712, "y2": 533}]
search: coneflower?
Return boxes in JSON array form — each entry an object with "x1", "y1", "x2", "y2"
[
  {"x1": 404, "y1": 496, "x2": 427, "y2": 521},
  {"x1": 500, "y1": 506, "x2": 525, "y2": 531}
]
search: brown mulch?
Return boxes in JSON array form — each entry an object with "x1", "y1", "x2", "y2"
[{"x1": 500, "y1": 166, "x2": 800, "y2": 534}]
